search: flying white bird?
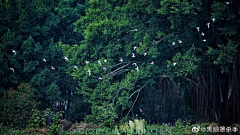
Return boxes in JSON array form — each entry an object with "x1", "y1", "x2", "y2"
[
  {"x1": 201, "y1": 32, "x2": 205, "y2": 36},
  {"x1": 119, "y1": 58, "x2": 123, "y2": 62},
  {"x1": 135, "y1": 66, "x2": 139, "y2": 72},
  {"x1": 132, "y1": 53, "x2": 135, "y2": 58},
  {"x1": 12, "y1": 49, "x2": 16, "y2": 55},
  {"x1": 64, "y1": 56, "x2": 68, "y2": 61},
  {"x1": 102, "y1": 67, "x2": 107, "y2": 70},
  {"x1": 225, "y1": 2, "x2": 231, "y2": 4},
  {"x1": 130, "y1": 29, "x2": 138, "y2": 32},
  {"x1": 98, "y1": 60, "x2": 102, "y2": 66},
  {"x1": 178, "y1": 40, "x2": 182, "y2": 44},
  {"x1": 133, "y1": 46, "x2": 137, "y2": 50},
  {"x1": 150, "y1": 61, "x2": 154, "y2": 65},
  {"x1": 139, "y1": 108, "x2": 143, "y2": 113},
  {"x1": 42, "y1": 58, "x2": 47, "y2": 62},
  {"x1": 9, "y1": 68, "x2": 14, "y2": 73},
  {"x1": 104, "y1": 59, "x2": 107, "y2": 62},
  {"x1": 85, "y1": 61, "x2": 89, "y2": 64},
  {"x1": 50, "y1": 66, "x2": 55, "y2": 70},
  {"x1": 87, "y1": 69, "x2": 91, "y2": 76},
  {"x1": 196, "y1": 27, "x2": 200, "y2": 32},
  {"x1": 173, "y1": 63, "x2": 177, "y2": 66},
  {"x1": 73, "y1": 65, "x2": 78, "y2": 70},
  {"x1": 206, "y1": 23, "x2": 210, "y2": 28},
  {"x1": 143, "y1": 53, "x2": 147, "y2": 56},
  {"x1": 202, "y1": 39, "x2": 207, "y2": 42},
  {"x1": 212, "y1": 18, "x2": 216, "y2": 22},
  {"x1": 132, "y1": 63, "x2": 137, "y2": 67},
  {"x1": 172, "y1": 42, "x2": 176, "y2": 45},
  {"x1": 98, "y1": 77, "x2": 103, "y2": 80}
]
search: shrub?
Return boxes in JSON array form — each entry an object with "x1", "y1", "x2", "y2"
[{"x1": 0, "y1": 83, "x2": 37, "y2": 129}]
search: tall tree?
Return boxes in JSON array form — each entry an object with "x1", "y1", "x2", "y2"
[
  {"x1": 64, "y1": 0, "x2": 240, "y2": 125},
  {"x1": 0, "y1": 0, "x2": 89, "y2": 120}
]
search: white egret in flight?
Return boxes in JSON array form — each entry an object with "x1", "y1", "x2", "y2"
[
  {"x1": 132, "y1": 53, "x2": 135, "y2": 58},
  {"x1": 178, "y1": 40, "x2": 182, "y2": 44},
  {"x1": 98, "y1": 60, "x2": 102, "y2": 66},
  {"x1": 42, "y1": 58, "x2": 47, "y2": 62},
  {"x1": 206, "y1": 23, "x2": 210, "y2": 28},
  {"x1": 73, "y1": 65, "x2": 78, "y2": 70},
  {"x1": 12, "y1": 49, "x2": 16, "y2": 55},
  {"x1": 130, "y1": 29, "x2": 138, "y2": 32},
  {"x1": 9, "y1": 68, "x2": 14, "y2": 73},
  {"x1": 102, "y1": 67, "x2": 107, "y2": 70},
  {"x1": 202, "y1": 39, "x2": 207, "y2": 42},
  {"x1": 132, "y1": 63, "x2": 137, "y2": 67},
  {"x1": 87, "y1": 69, "x2": 91, "y2": 76},
  {"x1": 64, "y1": 56, "x2": 68, "y2": 61},
  {"x1": 139, "y1": 108, "x2": 143, "y2": 113},
  {"x1": 135, "y1": 66, "x2": 139, "y2": 72},
  {"x1": 119, "y1": 58, "x2": 123, "y2": 62},
  {"x1": 196, "y1": 27, "x2": 200, "y2": 32},
  {"x1": 50, "y1": 66, "x2": 55, "y2": 70}
]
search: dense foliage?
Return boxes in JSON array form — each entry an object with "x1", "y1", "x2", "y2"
[
  {"x1": 0, "y1": 83, "x2": 37, "y2": 128},
  {"x1": 0, "y1": 0, "x2": 240, "y2": 133},
  {"x1": 61, "y1": 0, "x2": 240, "y2": 126},
  {"x1": 0, "y1": 0, "x2": 90, "y2": 124}
]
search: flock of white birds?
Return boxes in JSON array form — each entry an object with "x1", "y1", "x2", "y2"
[{"x1": 10, "y1": 2, "x2": 232, "y2": 80}]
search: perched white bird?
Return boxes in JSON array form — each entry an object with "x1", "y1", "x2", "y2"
[
  {"x1": 73, "y1": 65, "x2": 78, "y2": 70},
  {"x1": 9, "y1": 68, "x2": 14, "y2": 73},
  {"x1": 64, "y1": 56, "x2": 68, "y2": 61},
  {"x1": 173, "y1": 62, "x2": 177, "y2": 66},
  {"x1": 206, "y1": 23, "x2": 210, "y2": 28},
  {"x1": 98, "y1": 77, "x2": 103, "y2": 80},
  {"x1": 225, "y1": 2, "x2": 231, "y2": 4},
  {"x1": 212, "y1": 18, "x2": 216, "y2": 22},
  {"x1": 132, "y1": 63, "x2": 137, "y2": 67},
  {"x1": 132, "y1": 53, "x2": 135, "y2": 58},
  {"x1": 202, "y1": 39, "x2": 207, "y2": 42},
  {"x1": 42, "y1": 58, "x2": 47, "y2": 62},
  {"x1": 102, "y1": 67, "x2": 107, "y2": 70},
  {"x1": 143, "y1": 53, "x2": 147, "y2": 56},
  {"x1": 133, "y1": 46, "x2": 137, "y2": 50},
  {"x1": 98, "y1": 60, "x2": 102, "y2": 66},
  {"x1": 50, "y1": 66, "x2": 55, "y2": 70},
  {"x1": 201, "y1": 32, "x2": 205, "y2": 36},
  {"x1": 178, "y1": 40, "x2": 182, "y2": 44},
  {"x1": 85, "y1": 61, "x2": 89, "y2": 64},
  {"x1": 196, "y1": 27, "x2": 200, "y2": 32},
  {"x1": 104, "y1": 59, "x2": 107, "y2": 62},
  {"x1": 12, "y1": 49, "x2": 16, "y2": 55},
  {"x1": 119, "y1": 58, "x2": 123, "y2": 62},
  {"x1": 172, "y1": 42, "x2": 176, "y2": 45},
  {"x1": 150, "y1": 61, "x2": 154, "y2": 65},
  {"x1": 87, "y1": 69, "x2": 91, "y2": 76},
  {"x1": 135, "y1": 66, "x2": 139, "y2": 72}
]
